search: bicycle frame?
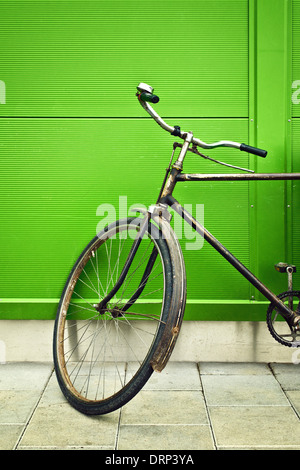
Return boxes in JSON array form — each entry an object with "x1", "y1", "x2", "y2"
[
  {"x1": 53, "y1": 84, "x2": 300, "y2": 415},
  {"x1": 156, "y1": 131, "x2": 300, "y2": 327},
  {"x1": 96, "y1": 90, "x2": 300, "y2": 330},
  {"x1": 97, "y1": 133, "x2": 300, "y2": 328}
]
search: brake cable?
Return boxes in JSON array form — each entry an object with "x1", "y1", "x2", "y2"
[{"x1": 173, "y1": 142, "x2": 254, "y2": 173}]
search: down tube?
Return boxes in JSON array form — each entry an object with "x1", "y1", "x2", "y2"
[{"x1": 165, "y1": 195, "x2": 294, "y2": 320}]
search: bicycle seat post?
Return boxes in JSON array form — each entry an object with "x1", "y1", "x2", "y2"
[
  {"x1": 275, "y1": 262, "x2": 296, "y2": 289},
  {"x1": 275, "y1": 262, "x2": 297, "y2": 310}
]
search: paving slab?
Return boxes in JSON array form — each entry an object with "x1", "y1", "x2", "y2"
[
  {"x1": 38, "y1": 373, "x2": 68, "y2": 406},
  {"x1": 0, "y1": 425, "x2": 24, "y2": 450},
  {"x1": 199, "y1": 362, "x2": 272, "y2": 375},
  {"x1": 208, "y1": 405, "x2": 300, "y2": 449},
  {"x1": 285, "y1": 390, "x2": 300, "y2": 416},
  {"x1": 0, "y1": 390, "x2": 40, "y2": 424},
  {"x1": 270, "y1": 363, "x2": 300, "y2": 390},
  {"x1": 0, "y1": 362, "x2": 53, "y2": 391},
  {"x1": 120, "y1": 390, "x2": 208, "y2": 425},
  {"x1": 118, "y1": 424, "x2": 215, "y2": 450},
  {"x1": 142, "y1": 362, "x2": 202, "y2": 390},
  {"x1": 201, "y1": 374, "x2": 290, "y2": 406},
  {"x1": 18, "y1": 402, "x2": 120, "y2": 449},
  {"x1": 0, "y1": 361, "x2": 299, "y2": 450}
]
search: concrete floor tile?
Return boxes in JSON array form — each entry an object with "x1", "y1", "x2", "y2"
[
  {"x1": 0, "y1": 390, "x2": 40, "y2": 424},
  {"x1": 0, "y1": 362, "x2": 53, "y2": 391},
  {"x1": 18, "y1": 445, "x2": 116, "y2": 450},
  {"x1": 121, "y1": 390, "x2": 208, "y2": 425},
  {"x1": 286, "y1": 391, "x2": 300, "y2": 416},
  {"x1": 19, "y1": 403, "x2": 120, "y2": 448},
  {"x1": 202, "y1": 374, "x2": 289, "y2": 406},
  {"x1": 270, "y1": 363, "x2": 300, "y2": 390},
  {"x1": 209, "y1": 406, "x2": 300, "y2": 448},
  {"x1": 129, "y1": 362, "x2": 202, "y2": 390},
  {"x1": 0, "y1": 424, "x2": 24, "y2": 450},
  {"x1": 38, "y1": 373, "x2": 68, "y2": 406},
  {"x1": 199, "y1": 362, "x2": 271, "y2": 375},
  {"x1": 0, "y1": 361, "x2": 298, "y2": 450},
  {"x1": 270, "y1": 363, "x2": 300, "y2": 374},
  {"x1": 118, "y1": 424, "x2": 215, "y2": 450},
  {"x1": 217, "y1": 445, "x2": 300, "y2": 450}
]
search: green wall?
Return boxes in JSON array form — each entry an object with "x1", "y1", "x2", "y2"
[{"x1": 0, "y1": 0, "x2": 299, "y2": 320}]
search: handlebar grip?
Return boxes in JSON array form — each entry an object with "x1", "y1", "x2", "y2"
[
  {"x1": 240, "y1": 143, "x2": 267, "y2": 158},
  {"x1": 139, "y1": 92, "x2": 160, "y2": 104}
]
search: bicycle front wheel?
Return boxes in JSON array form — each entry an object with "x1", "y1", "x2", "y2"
[{"x1": 53, "y1": 217, "x2": 174, "y2": 415}]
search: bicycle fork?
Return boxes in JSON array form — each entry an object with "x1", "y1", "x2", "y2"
[{"x1": 93, "y1": 213, "x2": 158, "y2": 315}]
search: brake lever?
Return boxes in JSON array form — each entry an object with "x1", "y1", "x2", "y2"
[{"x1": 173, "y1": 142, "x2": 254, "y2": 173}]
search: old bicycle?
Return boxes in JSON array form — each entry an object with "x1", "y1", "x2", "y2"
[{"x1": 53, "y1": 83, "x2": 300, "y2": 415}]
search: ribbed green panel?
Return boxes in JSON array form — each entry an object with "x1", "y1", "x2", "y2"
[
  {"x1": 0, "y1": 119, "x2": 249, "y2": 311},
  {"x1": 292, "y1": 119, "x2": 300, "y2": 268},
  {"x1": 293, "y1": 0, "x2": 300, "y2": 117},
  {"x1": 292, "y1": 1, "x2": 300, "y2": 270},
  {"x1": 1, "y1": 0, "x2": 297, "y2": 322},
  {"x1": 170, "y1": 119, "x2": 250, "y2": 301},
  {"x1": 0, "y1": 0, "x2": 248, "y2": 117},
  {"x1": 0, "y1": 0, "x2": 251, "y2": 320}
]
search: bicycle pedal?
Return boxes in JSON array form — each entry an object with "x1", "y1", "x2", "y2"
[{"x1": 274, "y1": 262, "x2": 296, "y2": 273}]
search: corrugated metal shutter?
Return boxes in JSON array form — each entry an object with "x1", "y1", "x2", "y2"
[
  {"x1": 292, "y1": 0, "x2": 300, "y2": 276},
  {"x1": 1, "y1": 0, "x2": 297, "y2": 320}
]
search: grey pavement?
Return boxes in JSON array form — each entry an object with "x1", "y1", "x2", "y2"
[{"x1": 1, "y1": 361, "x2": 300, "y2": 450}]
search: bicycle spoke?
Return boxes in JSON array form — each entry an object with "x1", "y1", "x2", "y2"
[{"x1": 54, "y1": 218, "x2": 173, "y2": 413}]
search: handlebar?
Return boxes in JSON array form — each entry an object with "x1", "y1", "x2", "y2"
[
  {"x1": 139, "y1": 92, "x2": 160, "y2": 104},
  {"x1": 239, "y1": 143, "x2": 267, "y2": 158},
  {"x1": 137, "y1": 83, "x2": 267, "y2": 158}
]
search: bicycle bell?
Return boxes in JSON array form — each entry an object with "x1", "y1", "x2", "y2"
[{"x1": 137, "y1": 83, "x2": 154, "y2": 94}]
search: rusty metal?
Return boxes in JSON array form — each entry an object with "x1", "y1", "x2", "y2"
[
  {"x1": 160, "y1": 134, "x2": 194, "y2": 200},
  {"x1": 94, "y1": 214, "x2": 150, "y2": 312},
  {"x1": 146, "y1": 136, "x2": 300, "y2": 364},
  {"x1": 155, "y1": 145, "x2": 177, "y2": 204},
  {"x1": 176, "y1": 172, "x2": 300, "y2": 181},
  {"x1": 172, "y1": 132, "x2": 193, "y2": 170},
  {"x1": 160, "y1": 167, "x2": 181, "y2": 199},
  {"x1": 148, "y1": 210, "x2": 186, "y2": 373},
  {"x1": 174, "y1": 141, "x2": 254, "y2": 172},
  {"x1": 275, "y1": 263, "x2": 297, "y2": 310},
  {"x1": 164, "y1": 194, "x2": 300, "y2": 327},
  {"x1": 136, "y1": 83, "x2": 300, "y2": 357},
  {"x1": 130, "y1": 205, "x2": 186, "y2": 373}
]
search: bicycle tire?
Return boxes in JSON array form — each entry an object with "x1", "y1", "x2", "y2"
[{"x1": 53, "y1": 217, "x2": 181, "y2": 415}]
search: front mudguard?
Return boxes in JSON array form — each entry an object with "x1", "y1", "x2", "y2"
[{"x1": 132, "y1": 205, "x2": 186, "y2": 372}]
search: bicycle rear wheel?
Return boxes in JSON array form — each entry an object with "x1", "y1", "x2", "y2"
[{"x1": 53, "y1": 217, "x2": 174, "y2": 415}]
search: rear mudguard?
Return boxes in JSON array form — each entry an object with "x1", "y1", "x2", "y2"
[{"x1": 133, "y1": 205, "x2": 186, "y2": 372}]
